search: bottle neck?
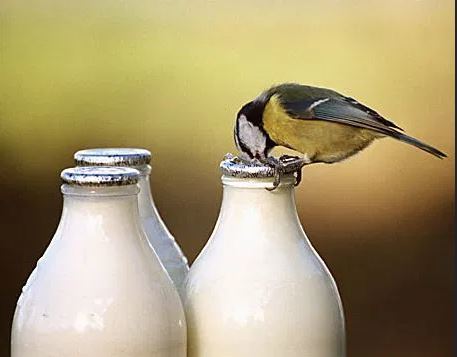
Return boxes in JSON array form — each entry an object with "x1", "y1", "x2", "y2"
[
  {"x1": 137, "y1": 174, "x2": 157, "y2": 218},
  {"x1": 59, "y1": 185, "x2": 141, "y2": 236},
  {"x1": 216, "y1": 175, "x2": 303, "y2": 238}
]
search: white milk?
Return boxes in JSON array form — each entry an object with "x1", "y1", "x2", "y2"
[
  {"x1": 137, "y1": 169, "x2": 189, "y2": 298},
  {"x1": 184, "y1": 157, "x2": 345, "y2": 357},
  {"x1": 11, "y1": 167, "x2": 186, "y2": 357},
  {"x1": 74, "y1": 148, "x2": 189, "y2": 297}
]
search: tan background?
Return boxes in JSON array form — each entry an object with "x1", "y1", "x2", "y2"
[{"x1": 0, "y1": 1, "x2": 454, "y2": 356}]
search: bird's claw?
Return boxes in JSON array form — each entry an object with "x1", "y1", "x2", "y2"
[
  {"x1": 227, "y1": 153, "x2": 307, "y2": 191},
  {"x1": 265, "y1": 157, "x2": 283, "y2": 191},
  {"x1": 280, "y1": 155, "x2": 308, "y2": 187},
  {"x1": 265, "y1": 155, "x2": 308, "y2": 191},
  {"x1": 294, "y1": 169, "x2": 302, "y2": 187}
]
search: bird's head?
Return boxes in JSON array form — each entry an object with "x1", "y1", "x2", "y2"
[{"x1": 234, "y1": 99, "x2": 274, "y2": 161}]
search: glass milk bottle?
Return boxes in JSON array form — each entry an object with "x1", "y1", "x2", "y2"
[
  {"x1": 11, "y1": 167, "x2": 186, "y2": 357},
  {"x1": 74, "y1": 148, "x2": 189, "y2": 297},
  {"x1": 184, "y1": 155, "x2": 345, "y2": 357}
]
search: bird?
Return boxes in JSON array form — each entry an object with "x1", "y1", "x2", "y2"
[{"x1": 234, "y1": 83, "x2": 446, "y2": 187}]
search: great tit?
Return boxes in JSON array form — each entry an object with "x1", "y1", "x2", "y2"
[{"x1": 234, "y1": 83, "x2": 446, "y2": 167}]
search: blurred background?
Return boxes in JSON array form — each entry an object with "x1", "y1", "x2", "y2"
[{"x1": 0, "y1": 0, "x2": 454, "y2": 356}]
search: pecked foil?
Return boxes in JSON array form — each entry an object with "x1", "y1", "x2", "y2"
[
  {"x1": 220, "y1": 153, "x2": 305, "y2": 179},
  {"x1": 61, "y1": 166, "x2": 140, "y2": 186}
]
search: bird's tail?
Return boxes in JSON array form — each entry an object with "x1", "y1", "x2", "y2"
[{"x1": 390, "y1": 131, "x2": 447, "y2": 159}]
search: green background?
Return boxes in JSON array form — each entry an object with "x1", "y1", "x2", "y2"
[{"x1": 0, "y1": 1, "x2": 454, "y2": 356}]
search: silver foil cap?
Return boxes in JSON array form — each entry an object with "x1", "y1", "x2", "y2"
[
  {"x1": 220, "y1": 153, "x2": 304, "y2": 178},
  {"x1": 61, "y1": 166, "x2": 140, "y2": 186},
  {"x1": 74, "y1": 148, "x2": 151, "y2": 167}
]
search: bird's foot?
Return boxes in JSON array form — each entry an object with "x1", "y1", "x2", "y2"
[
  {"x1": 278, "y1": 155, "x2": 310, "y2": 187},
  {"x1": 265, "y1": 155, "x2": 309, "y2": 190},
  {"x1": 278, "y1": 154, "x2": 311, "y2": 166},
  {"x1": 225, "y1": 153, "x2": 307, "y2": 191},
  {"x1": 265, "y1": 157, "x2": 283, "y2": 191}
]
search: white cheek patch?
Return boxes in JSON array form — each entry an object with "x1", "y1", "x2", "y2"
[{"x1": 238, "y1": 115, "x2": 267, "y2": 157}]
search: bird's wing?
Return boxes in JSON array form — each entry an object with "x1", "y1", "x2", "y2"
[
  {"x1": 278, "y1": 95, "x2": 402, "y2": 137},
  {"x1": 268, "y1": 83, "x2": 446, "y2": 158}
]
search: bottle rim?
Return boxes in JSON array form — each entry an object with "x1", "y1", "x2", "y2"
[
  {"x1": 221, "y1": 175, "x2": 296, "y2": 189},
  {"x1": 61, "y1": 184, "x2": 140, "y2": 197},
  {"x1": 74, "y1": 148, "x2": 151, "y2": 168},
  {"x1": 61, "y1": 166, "x2": 140, "y2": 187},
  {"x1": 219, "y1": 153, "x2": 303, "y2": 184}
]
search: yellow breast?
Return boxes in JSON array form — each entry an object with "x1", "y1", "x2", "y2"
[{"x1": 262, "y1": 95, "x2": 379, "y2": 163}]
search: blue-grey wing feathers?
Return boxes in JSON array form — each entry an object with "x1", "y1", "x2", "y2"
[{"x1": 275, "y1": 87, "x2": 446, "y2": 158}]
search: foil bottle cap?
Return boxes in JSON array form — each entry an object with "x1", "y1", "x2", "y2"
[
  {"x1": 220, "y1": 153, "x2": 305, "y2": 179},
  {"x1": 74, "y1": 148, "x2": 151, "y2": 167},
  {"x1": 61, "y1": 166, "x2": 140, "y2": 187}
]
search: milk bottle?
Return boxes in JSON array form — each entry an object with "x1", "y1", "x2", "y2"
[
  {"x1": 12, "y1": 166, "x2": 186, "y2": 356},
  {"x1": 184, "y1": 155, "x2": 345, "y2": 357},
  {"x1": 74, "y1": 148, "x2": 189, "y2": 297}
]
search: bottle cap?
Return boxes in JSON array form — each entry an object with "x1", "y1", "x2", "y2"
[
  {"x1": 61, "y1": 166, "x2": 140, "y2": 186},
  {"x1": 220, "y1": 153, "x2": 305, "y2": 179},
  {"x1": 74, "y1": 148, "x2": 151, "y2": 167}
]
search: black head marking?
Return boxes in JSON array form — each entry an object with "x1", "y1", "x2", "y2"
[
  {"x1": 237, "y1": 100, "x2": 264, "y2": 127},
  {"x1": 234, "y1": 98, "x2": 276, "y2": 159}
]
